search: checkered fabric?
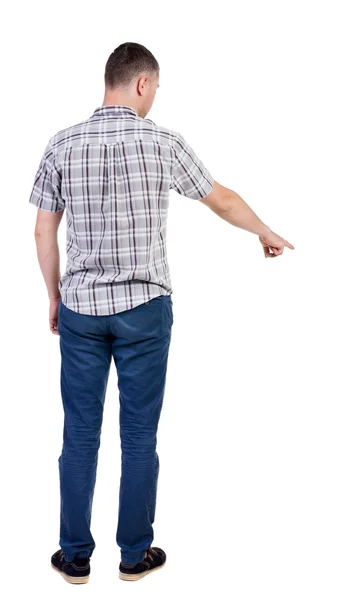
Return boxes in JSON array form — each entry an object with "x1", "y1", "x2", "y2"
[{"x1": 29, "y1": 104, "x2": 214, "y2": 315}]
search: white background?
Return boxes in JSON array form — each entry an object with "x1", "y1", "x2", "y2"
[{"x1": 2, "y1": 0, "x2": 338, "y2": 598}]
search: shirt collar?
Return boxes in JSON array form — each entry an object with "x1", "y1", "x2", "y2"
[{"x1": 90, "y1": 104, "x2": 138, "y2": 119}]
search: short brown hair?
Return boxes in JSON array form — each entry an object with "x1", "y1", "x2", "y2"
[{"x1": 104, "y1": 42, "x2": 159, "y2": 89}]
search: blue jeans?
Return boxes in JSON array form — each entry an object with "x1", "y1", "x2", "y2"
[{"x1": 57, "y1": 294, "x2": 173, "y2": 565}]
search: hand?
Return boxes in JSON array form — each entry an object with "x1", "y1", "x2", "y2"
[
  {"x1": 259, "y1": 227, "x2": 295, "y2": 258},
  {"x1": 49, "y1": 296, "x2": 61, "y2": 335}
]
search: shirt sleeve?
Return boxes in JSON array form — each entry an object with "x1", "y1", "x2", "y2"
[
  {"x1": 28, "y1": 141, "x2": 65, "y2": 212},
  {"x1": 170, "y1": 131, "x2": 214, "y2": 200}
]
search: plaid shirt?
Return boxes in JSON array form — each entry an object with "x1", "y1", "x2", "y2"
[{"x1": 29, "y1": 104, "x2": 214, "y2": 315}]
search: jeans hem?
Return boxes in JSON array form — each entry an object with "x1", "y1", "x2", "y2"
[{"x1": 120, "y1": 550, "x2": 147, "y2": 566}]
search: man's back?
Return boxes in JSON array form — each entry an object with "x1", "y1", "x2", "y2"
[{"x1": 29, "y1": 104, "x2": 214, "y2": 315}]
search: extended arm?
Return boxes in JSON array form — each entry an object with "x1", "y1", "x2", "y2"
[{"x1": 199, "y1": 181, "x2": 294, "y2": 256}]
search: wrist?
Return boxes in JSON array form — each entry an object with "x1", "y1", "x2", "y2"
[{"x1": 259, "y1": 224, "x2": 271, "y2": 237}]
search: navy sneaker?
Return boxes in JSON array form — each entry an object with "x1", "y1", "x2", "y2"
[
  {"x1": 119, "y1": 546, "x2": 166, "y2": 581},
  {"x1": 51, "y1": 549, "x2": 90, "y2": 584}
]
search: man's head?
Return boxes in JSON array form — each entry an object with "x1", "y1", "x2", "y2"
[{"x1": 103, "y1": 42, "x2": 160, "y2": 118}]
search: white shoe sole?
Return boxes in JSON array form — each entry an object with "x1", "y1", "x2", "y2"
[
  {"x1": 119, "y1": 561, "x2": 165, "y2": 581},
  {"x1": 51, "y1": 563, "x2": 90, "y2": 584}
]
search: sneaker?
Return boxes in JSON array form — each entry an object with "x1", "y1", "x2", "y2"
[
  {"x1": 119, "y1": 546, "x2": 166, "y2": 581},
  {"x1": 51, "y1": 549, "x2": 90, "y2": 584}
]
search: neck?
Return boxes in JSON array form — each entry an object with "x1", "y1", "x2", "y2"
[{"x1": 102, "y1": 95, "x2": 139, "y2": 115}]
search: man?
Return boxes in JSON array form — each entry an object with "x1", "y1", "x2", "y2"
[{"x1": 29, "y1": 42, "x2": 294, "y2": 584}]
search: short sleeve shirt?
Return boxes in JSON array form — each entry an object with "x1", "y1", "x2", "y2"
[{"x1": 29, "y1": 105, "x2": 214, "y2": 315}]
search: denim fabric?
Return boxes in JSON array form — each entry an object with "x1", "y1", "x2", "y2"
[{"x1": 57, "y1": 294, "x2": 173, "y2": 564}]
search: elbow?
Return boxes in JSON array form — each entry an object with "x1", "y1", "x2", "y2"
[
  {"x1": 34, "y1": 227, "x2": 57, "y2": 239},
  {"x1": 199, "y1": 180, "x2": 237, "y2": 214},
  {"x1": 218, "y1": 194, "x2": 236, "y2": 215},
  {"x1": 34, "y1": 228, "x2": 45, "y2": 238}
]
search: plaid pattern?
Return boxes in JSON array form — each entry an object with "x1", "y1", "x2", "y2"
[{"x1": 29, "y1": 105, "x2": 214, "y2": 315}]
